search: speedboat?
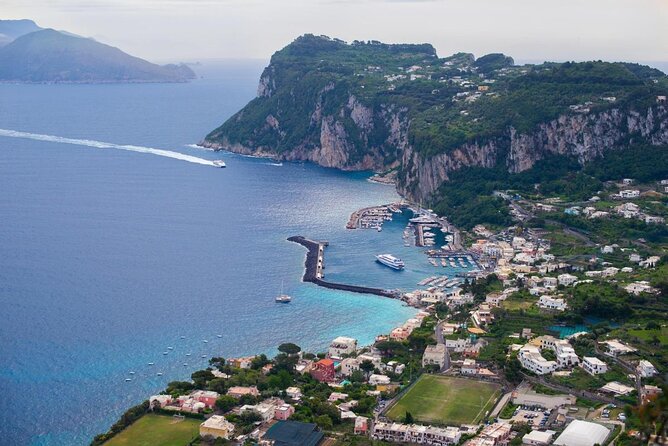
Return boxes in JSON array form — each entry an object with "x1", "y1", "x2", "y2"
[{"x1": 213, "y1": 160, "x2": 226, "y2": 168}]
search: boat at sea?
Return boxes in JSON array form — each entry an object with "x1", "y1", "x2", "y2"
[
  {"x1": 148, "y1": 362, "x2": 154, "y2": 366},
  {"x1": 212, "y1": 160, "x2": 226, "y2": 168},
  {"x1": 125, "y1": 378, "x2": 132, "y2": 382},
  {"x1": 157, "y1": 372, "x2": 163, "y2": 376},
  {"x1": 275, "y1": 280, "x2": 292, "y2": 303},
  {"x1": 375, "y1": 254, "x2": 405, "y2": 270}
]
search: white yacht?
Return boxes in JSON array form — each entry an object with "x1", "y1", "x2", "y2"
[
  {"x1": 212, "y1": 160, "x2": 226, "y2": 168},
  {"x1": 375, "y1": 254, "x2": 405, "y2": 270}
]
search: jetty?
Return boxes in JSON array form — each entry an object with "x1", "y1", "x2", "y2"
[{"x1": 287, "y1": 236, "x2": 398, "y2": 298}]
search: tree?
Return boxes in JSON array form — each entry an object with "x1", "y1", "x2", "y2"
[
  {"x1": 251, "y1": 354, "x2": 271, "y2": 370},
  {"x1": 278, "y1": 343, "x2": 302, "y2": 356},
  {"x1": 192, "y1": 369, "x2": 215, "y2": 388},
  {"x1": 215, "y1": 395, "x2": 237, "y2": 412},
  {"x1": 359, "y1": 360, "x2": 375, "y2": 378},
  {"x1": 404, "y1": 411, "x2": 414, "y2": 424},
  {"x1": 315, "y1": 414, "x2": 333, "y2": 430}
]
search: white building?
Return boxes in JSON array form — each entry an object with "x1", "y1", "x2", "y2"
[
  {"x1": 372, "y1": 422, "x2": 461, "y2": 445},
  {"x1": 339, "y1": 357, "x2": 360, "y2": 377},
  {"x1": 368, "y1": 374, "x2": 391, "y2": 386},
  {"x1": 519, "y1": 344, "x2": 557, "y2": 375},
  {"x1": 553, "y1": 420, "x2": 610, "y2": 446},
  {"x1": 461, "y1": 359, "x2": 478, "y2": 375},
  {"x1": 522, "y1": 429, "x2": 556, "y2": 446},
  {"x1": 537, "y1": 295, "x2": 567, "y2": 311},
  {"x1": 602, "y1": 339, "x2": 637, "y2": 356},
  {"x1": 582, "y1": 357, "x2": 608, "y2": 375},
  {"x1": 328, "y1": 336, "x2": 358, "y2": 358},
  {"x1": 625, "y1": 281, "x2": 657, "y2": 295},
  {"x1": 558, "y1": 274, "x2": 577, "y2": 286},
  {"x1": 422, "y1": 344, "x2": 447, "y2": 369},
  {"x1": 601, "y1": 245, "x2": 614, "y2": 254},
  {"x1": 637, "y1": 360, "x2": 658, "y2": 378},
  {"x1": 619, "y1": 189, "x2": 640, "y2": 199},
  {"x1": 285, "y1": 386, "x2": 302, "y2": 400}
]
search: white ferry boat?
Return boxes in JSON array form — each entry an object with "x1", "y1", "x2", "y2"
[
  {"x1": 375, "y1": 254, "x2": 405, "y2": 270},
  {"x1": 212, "y1": 160, "x2": 226, "y2": 168}
]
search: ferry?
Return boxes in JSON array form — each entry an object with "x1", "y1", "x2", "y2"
[
  {"x1": 375, "y1": 254, "x2": 405, "y2": 270},
  {"x1": 212, "y1": 160, "x2": 226, "y2": 168}
]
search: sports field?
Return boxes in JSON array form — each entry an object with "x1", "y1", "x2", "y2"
[
  {"x1": 386, "y1": 375, "x2": 502, "y2": 425},
  {"x1": 104, "y1": 414, "x2": 201, "y2": 446}
]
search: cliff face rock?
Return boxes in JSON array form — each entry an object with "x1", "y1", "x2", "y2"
[{"x1": 397, "y1": 105, "x2": 668, "y2": 200}]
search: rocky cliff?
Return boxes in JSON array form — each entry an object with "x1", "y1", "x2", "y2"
[
  {"x1": 204, "y1": 35, "x2": 668, "y2": 203},
  {"x1": 398, "y1": 105, "x2": 668, "y2": 200}
]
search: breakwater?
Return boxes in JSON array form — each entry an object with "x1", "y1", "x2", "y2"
[{"x1": 287, "y1": 236, "x2": 398, "y2": 298}]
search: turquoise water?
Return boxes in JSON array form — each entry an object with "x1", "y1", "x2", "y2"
[{"x1": 0, "y1": 61, "x2": 420, "y2": 445}]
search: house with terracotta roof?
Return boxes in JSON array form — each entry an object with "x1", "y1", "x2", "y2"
[{"x1": 310, "y1": 359, "x2": 336, "y2": 383}]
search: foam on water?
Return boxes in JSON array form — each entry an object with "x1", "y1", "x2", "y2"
[{"x1": 0, "y1": 129, "x2": 216, "y2": 166}]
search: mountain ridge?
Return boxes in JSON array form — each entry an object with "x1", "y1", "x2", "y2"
[{"x1": 0, "y1": 26, "x2": 195, "y2": 83}]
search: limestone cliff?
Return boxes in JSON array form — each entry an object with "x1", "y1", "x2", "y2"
[{"x1": 203, "y1": 35, "x2": 668, "y2": 203}]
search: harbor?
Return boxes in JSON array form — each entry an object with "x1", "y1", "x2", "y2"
[{"x1": 287, "y1": 236, "x2": 400, "y2": 299}]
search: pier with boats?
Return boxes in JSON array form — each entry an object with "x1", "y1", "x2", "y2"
[
  {"x1": 287, "y1": 236, "x2": 400, "y2": 298},
  {"x1": 346, "y1": 202, "x2": 404, "y2": 230}
]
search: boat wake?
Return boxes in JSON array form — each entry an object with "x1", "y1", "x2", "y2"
[
  {"x1": 184, "y1": 143, "x2": 214, "y2": 151},
  {"x1": 0, "y1": 128, "x2": 217, "y2": 167}
]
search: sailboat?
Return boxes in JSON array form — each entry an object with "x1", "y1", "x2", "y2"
[{"x1": 275, "y1": 280, "x2": 292, "y2": 303}]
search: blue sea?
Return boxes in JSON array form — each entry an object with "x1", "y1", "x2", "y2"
[{"x1": 0, "y1": 61, "x2": 470, "y2": 445}]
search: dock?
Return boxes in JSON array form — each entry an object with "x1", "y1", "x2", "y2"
[
  {"x1": 346, "y1": 203, "x2": 403, "y2": 230},
  {"x1": 287, "y1": 236, "x2": 398, "y2": 298}
]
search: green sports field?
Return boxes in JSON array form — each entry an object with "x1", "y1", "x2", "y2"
[
  {"x1": 104, "y1": 414, "x2": 201, "y2": 446},
  {"x1": 386, "y1": 375, "x2": 502, "y2": 425}
]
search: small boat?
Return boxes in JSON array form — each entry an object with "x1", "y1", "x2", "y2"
[
  {"x1": 217, "y1": 334, "x2": 222, "y2": 338},
  {"x1": 129, "y1": 371, "x2": 135, "y2": 375},
  {"x1": 180, "y1": 336, "x2": 186, "y2": 339},
  {"x1": 212, "y1": 160, "x2": 226, "y2": 168},
  {"x1": 162, "y1": 351, "x2": 168, "y2": 355},
  {"x1": 275, "y1": 280, "x2": 292, "y2": 303},
  {"x1": 157, "y1": 372, "x2": 163, "y2": 376},
  {"x1": 203, "y1": 340, "x2": 208, "y2": 343},
  {"x1": 377, "y1": 226, "x2": 382, "y2": 232},
  {"x1": 186, "y1": 353, "x2": 191, "y2": 357},
  {"x1": 148, "y1": 362, "x2": 154, "y2": 366},
  {"x1": 183, "y1": 363, "x2": 188, "y2": 366},
  {"x1": 167, "y1": 346, "x2": 173, "y2": 350},
  {"x1": 125, "y1": 378, "x2": 132, "y2": 382},
  {"x1": 201, "y1": 355, "x2": 207, "y2": 358}
]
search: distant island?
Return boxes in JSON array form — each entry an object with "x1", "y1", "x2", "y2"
[
  {"x1": 203, "y1": 34, "x2": 668, "y2": 229},
  {"x1": 0, "y1": 19, "x2": 195, "y2": 83}
]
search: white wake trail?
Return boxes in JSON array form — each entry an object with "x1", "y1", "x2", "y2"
[{"x1": 0, "y1": 128, "x2": 216, "y2": 167}]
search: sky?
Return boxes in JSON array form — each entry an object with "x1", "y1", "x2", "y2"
[{"x1": 3, "y1": 0, "x2": 668, "y2": 65}]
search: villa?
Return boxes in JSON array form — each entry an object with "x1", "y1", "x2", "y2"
[
  {"x1": 328, "y1": 336, "x2": 358, "y2": 358},
  {"x1": 200, "y1": 415, "x2": 234, "y2": 440}
]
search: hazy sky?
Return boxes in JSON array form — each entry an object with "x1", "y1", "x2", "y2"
[{"x1": 3, "y1": 0, "x2": 668, "y2": 64}]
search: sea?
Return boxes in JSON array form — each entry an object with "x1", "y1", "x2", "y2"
[{"x1": 0, "y1": 60, "x2": 475, "y2": 446}]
